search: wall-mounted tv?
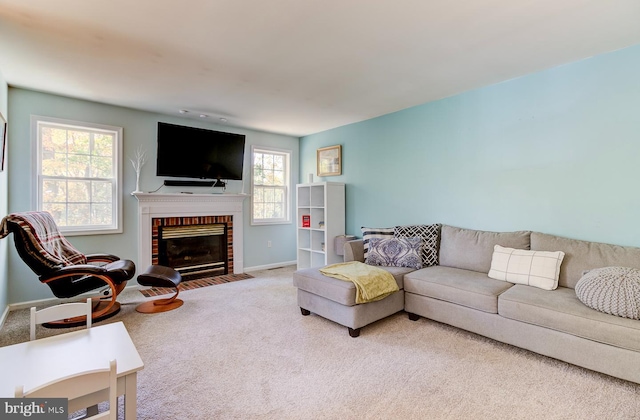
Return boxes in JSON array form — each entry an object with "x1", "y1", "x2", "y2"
[{"x1": 156, "y1": 122, "x2": 246, "y2": 180}]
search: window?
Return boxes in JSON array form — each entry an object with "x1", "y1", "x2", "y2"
[
  {"x1": 32, "y1": 116, "x2": 122, "y2": 235},
  {"x1": 251, "y1": 146, "x2": 291, "y2": 225}
]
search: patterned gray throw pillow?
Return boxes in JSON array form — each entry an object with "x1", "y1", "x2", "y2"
[
  {"x1": 366, "y1": 237, "x2": 422, "y2": 270},
  {"x1": 361, "y1": 226, "x2": 395, "y2": 260},
  {"x1": 575, "y1": 266, "x2": 640, "y2": 320},
  {"x1": 394, "y1": 224, "x2": 441, "y2": 267}
]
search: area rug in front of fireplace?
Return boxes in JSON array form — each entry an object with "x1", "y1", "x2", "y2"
[{"x1": 139, "y1": 273, "x2": 254, "y2": 297}]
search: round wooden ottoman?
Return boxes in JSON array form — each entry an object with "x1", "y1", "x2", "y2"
[{"x1": 136, "y1": 265, "x2": 184, "y2": 313}]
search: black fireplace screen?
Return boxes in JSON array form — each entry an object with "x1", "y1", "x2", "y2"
[{"x1": 158, "y1": 224, "x2": 228, "y2": 278}]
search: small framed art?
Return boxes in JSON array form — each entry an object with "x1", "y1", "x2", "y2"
[
  {"x1": 0, "y1": 111, "x2": 6, "y2": 172},
  {"x1": 317, "y1": 145, "x2": 342, "y2": 177}
]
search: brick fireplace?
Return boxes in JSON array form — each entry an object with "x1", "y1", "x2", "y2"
[{"x1": 133, "y1": 193, "x2": 248, "y2": 275}]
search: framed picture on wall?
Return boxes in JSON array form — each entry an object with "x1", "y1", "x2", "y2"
[
  {"x1": 0, "y1": 111, "x2": 6, "y2": 172},
  {"x1": 317, "y1": 145, "x2": 342, "y2": 177}
]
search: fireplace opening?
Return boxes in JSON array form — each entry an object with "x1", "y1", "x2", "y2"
[{"x1": 158, "y1": 224, "x2": 228, "y2": 279}]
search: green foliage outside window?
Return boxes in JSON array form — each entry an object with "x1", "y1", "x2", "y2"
[
  {"x1": 37, "y1": 118, "x2": 120, "y2": 232},
  {"x1": 252, "y1": 148, "x2": 290, "y2": 223}
]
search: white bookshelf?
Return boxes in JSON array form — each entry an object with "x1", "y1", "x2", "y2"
[{"x1": 296, "y1": 182, "x2": 345, "y2": 269}]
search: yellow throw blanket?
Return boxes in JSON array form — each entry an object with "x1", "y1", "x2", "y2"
[{"x1": 320, "y1": 261, "x2": 399, "y2": 304}]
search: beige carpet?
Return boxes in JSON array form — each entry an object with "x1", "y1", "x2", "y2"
[{"x1": 1, "y1": 265, "x2": 640, "y2": 419}]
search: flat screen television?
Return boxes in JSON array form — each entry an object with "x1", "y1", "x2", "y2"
[{"x1": 156, "y1": 122, "x2": 246, "y2": 180}]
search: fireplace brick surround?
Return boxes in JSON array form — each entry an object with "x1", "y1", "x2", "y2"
[
  {"x1": 133, "y1": 193, "x2": 248, "y2": 274},
  {"x1": 152, "y1": 215, "x2": 233, "y2": 277}
]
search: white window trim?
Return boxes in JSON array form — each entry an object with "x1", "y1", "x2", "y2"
[
  {"x1": 31, "y1": 115, "x2": 123, "y2": 236},
  {"x1": 251, "y1": 145, "x2": 292, "y2": 226}
]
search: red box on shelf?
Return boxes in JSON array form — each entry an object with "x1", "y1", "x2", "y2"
[{"x1": 302, "y1": 215, "x2": 311, "y2": 227}]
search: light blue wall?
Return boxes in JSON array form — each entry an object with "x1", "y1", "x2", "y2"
[
  {"x1": 7, "y1": 88, "x2": 298, "y2": 304},
  {"x1": 301, "y1": 44, "x2": 640, "y2": 248},
  {"x1": 0, "y1": 71, "x2": 8, "y2": 317}
]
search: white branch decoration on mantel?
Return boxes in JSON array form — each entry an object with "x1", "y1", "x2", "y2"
[{"x1": 129, "y1": 146, "x2": 147, "y2": 194}]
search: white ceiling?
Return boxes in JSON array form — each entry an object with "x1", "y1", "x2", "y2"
[{"x1": 1, "y1": 0, "x2": 639, "y2": 137}]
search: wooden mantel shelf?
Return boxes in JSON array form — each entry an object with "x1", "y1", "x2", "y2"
[{"x1": 132, "y1": 192, "x2": 249, "y2": 203}]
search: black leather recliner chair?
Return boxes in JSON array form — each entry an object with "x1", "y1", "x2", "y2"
[{"x1": 0, "y1": 211, "x2": 135, "y2": 325}]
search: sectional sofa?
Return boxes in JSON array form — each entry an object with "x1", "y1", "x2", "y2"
[{"x1": 293, "y1": 225, "x2": 640, "y2": 384}]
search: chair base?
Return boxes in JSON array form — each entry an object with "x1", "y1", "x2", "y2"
[
  {"x1": 42, "y1": 301, "x2": 121, "y2": 328},
  {"x1": 136, "y1": 298, "x2": 183, "y2": 313}
]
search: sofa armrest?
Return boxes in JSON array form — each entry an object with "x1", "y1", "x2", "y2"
[{"x1": 344, "y1": 239, "x2": 365, "y2": 263}]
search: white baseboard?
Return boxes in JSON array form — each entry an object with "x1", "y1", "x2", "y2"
[
  {"x1": 0, "y1": 305, "x2": 9, "y2": 331},
  {"x1": 8, "y1": 294, "x2": 101, "y2": 312},
  {"x1": 244, "y1": 261, "x2": 297, "y2": 272},
  {"x1": 6, "y1": 282, "x2": 142, "y2": 312},
  {"x1": 8, "y1": 296, "x2": 63, "y2": 312}
]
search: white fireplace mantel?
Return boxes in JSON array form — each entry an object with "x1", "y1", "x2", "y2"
[{"x1": 133, "y1": 192, "x2": 248, "y2": 274}]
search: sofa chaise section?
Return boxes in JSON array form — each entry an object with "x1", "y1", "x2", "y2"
[{"x1": 293, "y1": 266, "x2": 411, "y2": 337}]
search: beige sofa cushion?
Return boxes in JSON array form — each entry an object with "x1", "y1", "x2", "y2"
[
  {"x1": 439, "y1": 225, "x2": 531, "y2": 273},
  {"x1": 404, "y1": 266, "x2": 514, "y2": 313},
  {"x1": 498, "y1": 284, "x2": 640, "y2": 352},
  {"x1": 530, "y1": 232, "x2": 640, "y2": 289},
  {"x1": 293, "y1": 266, "x2": 410, "y2": 307}
]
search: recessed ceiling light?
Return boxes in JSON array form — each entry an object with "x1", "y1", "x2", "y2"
[
  {"x1": 179, "y1": 109, "x2": 188, "y2": 114},
  {"x1": 199, "y1": 114, "x2": 208, "y2": 118},
  {"x1": 219, "y1": 118, "x2": 228, "y2": 123}
]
